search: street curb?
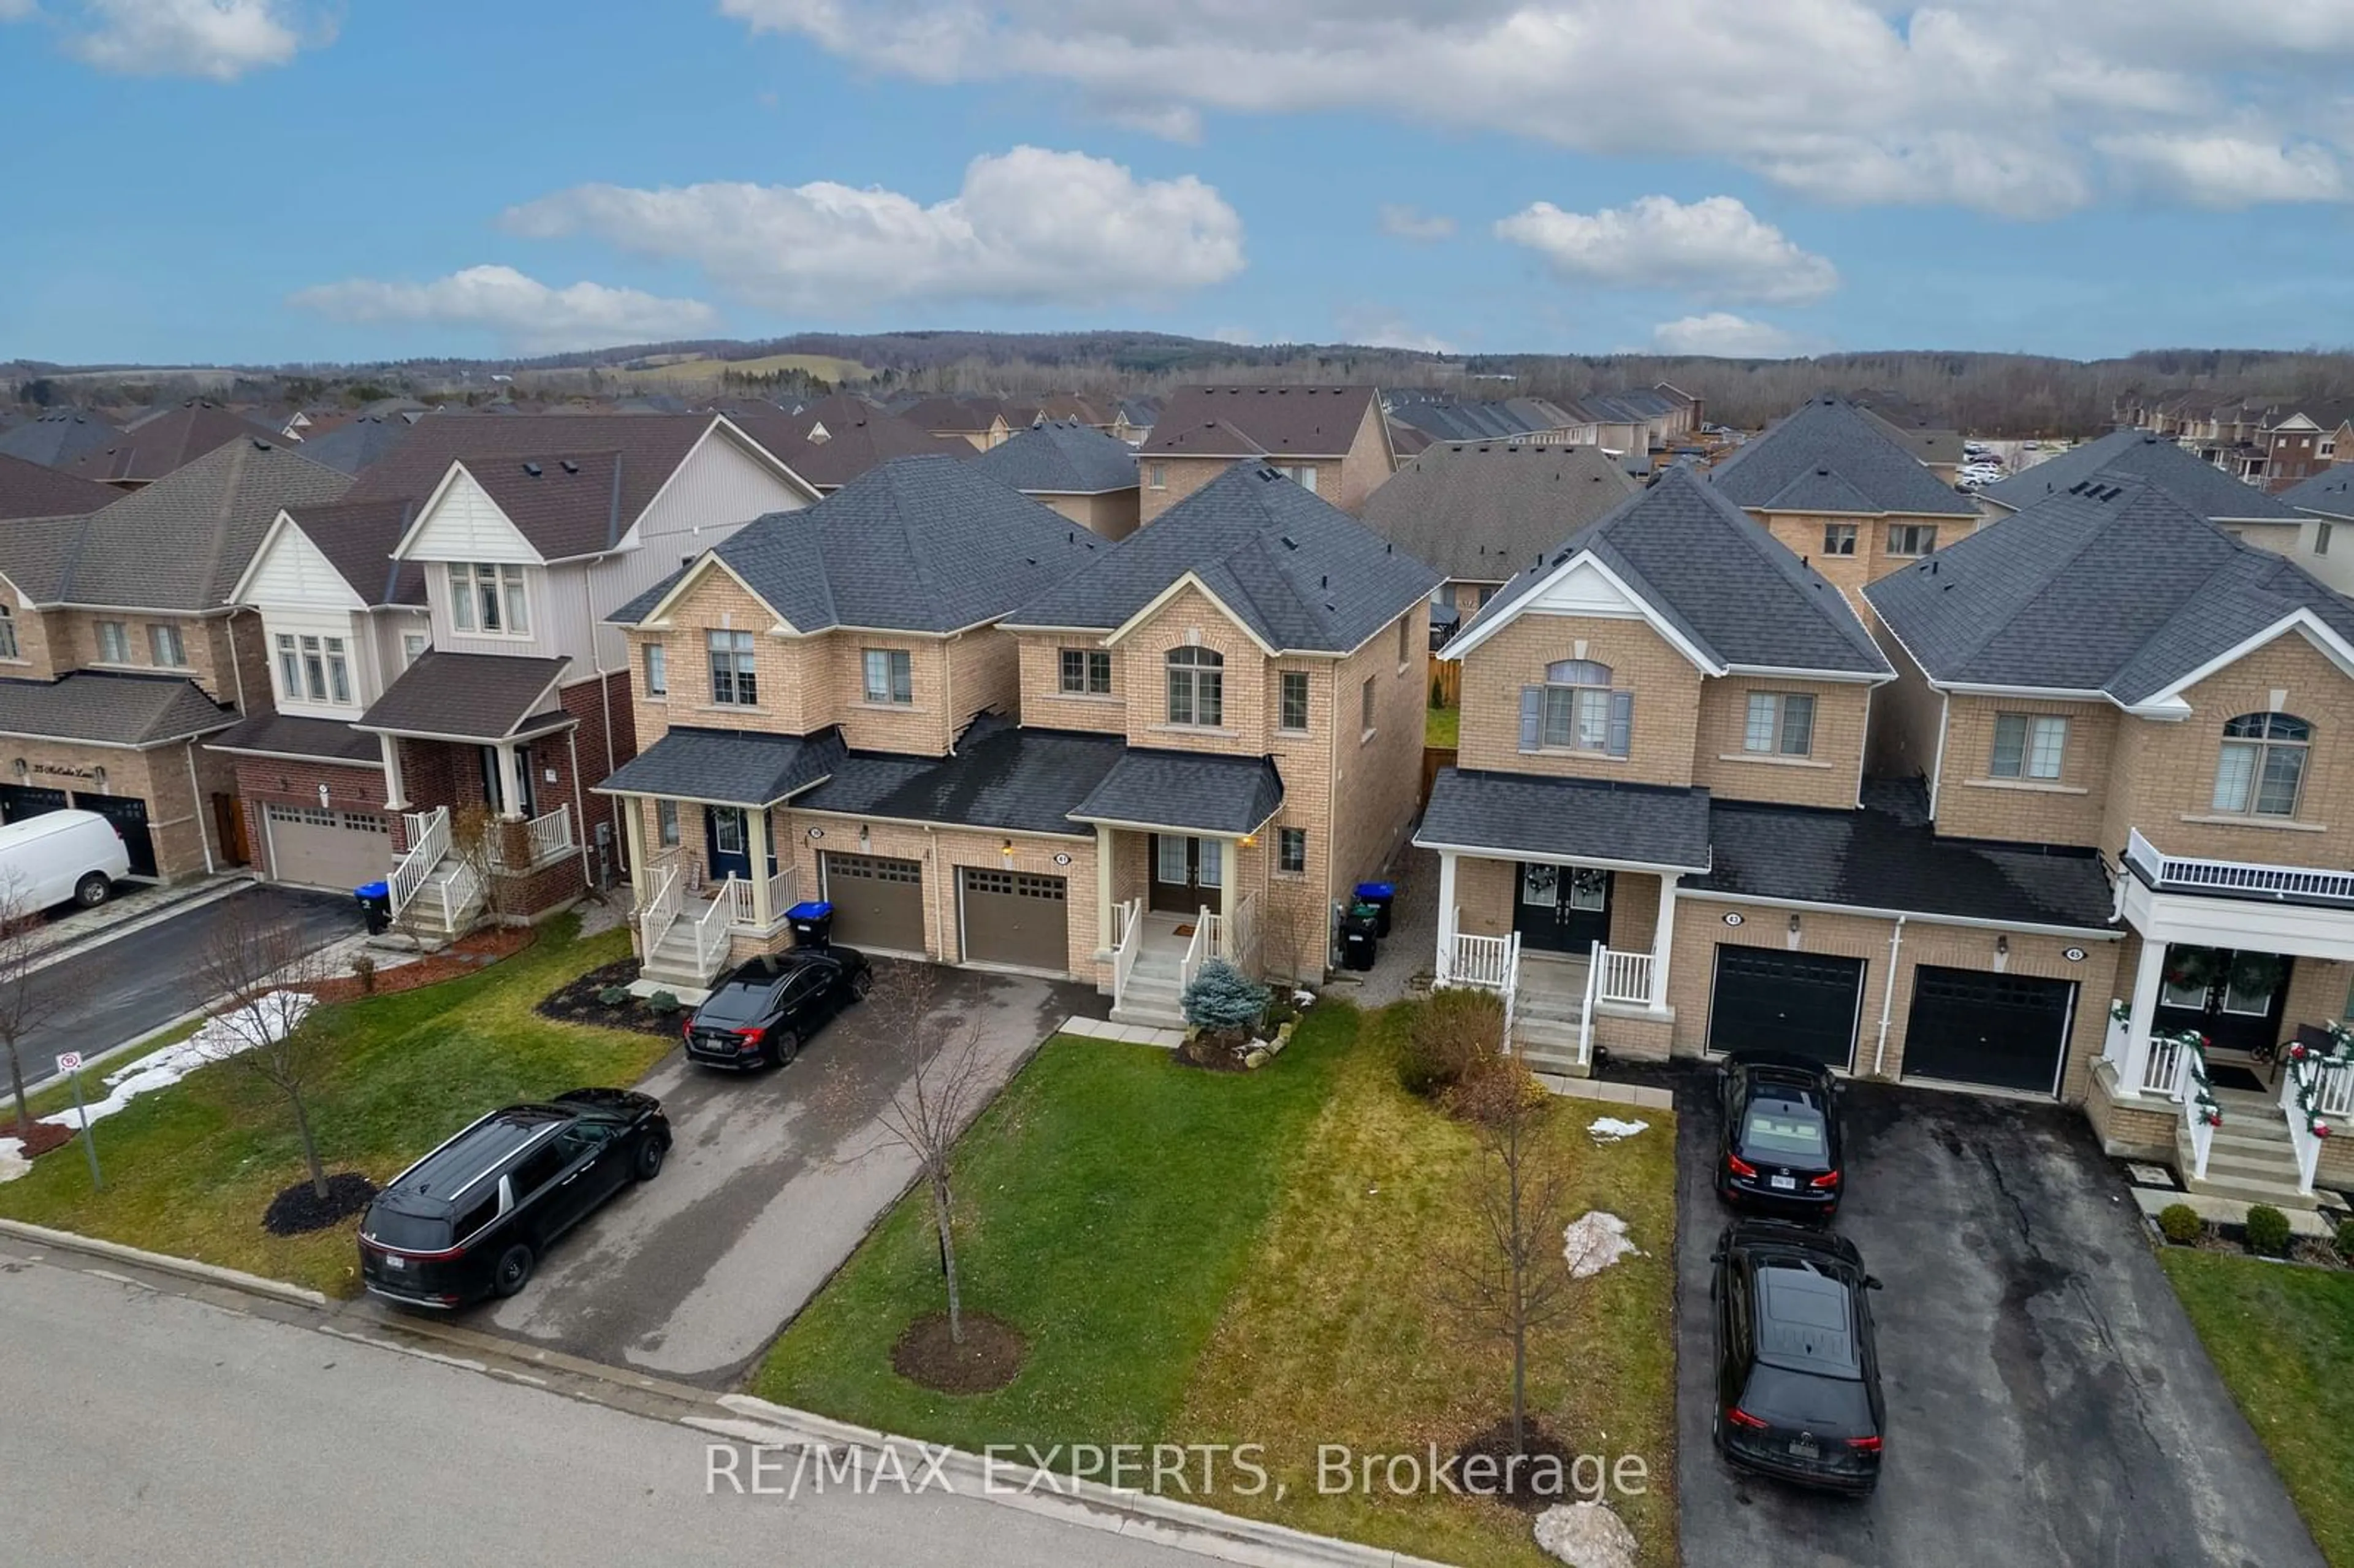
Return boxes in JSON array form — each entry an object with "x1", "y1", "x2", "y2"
[
  {"x1": 0, "y1": 1217, "x2": 329, "y2": 1309},
  {"x1": 712, "y1": 1393, "x2": 1460, "y2": 1568}
]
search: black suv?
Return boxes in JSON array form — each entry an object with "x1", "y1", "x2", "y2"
[
  {"x1": 358, "y1": 1088, "x2": 670, "y2": 1309},
  {"x1": 1717, "y1": 1051, "x2": 1845, "y2": 1218},
  {"x1": 1710, "y1": 1219, "x2": 1886, "y2": 1494},
  {"x1": 682, "y1": 946, "x2": 873, "y2": 1070}
]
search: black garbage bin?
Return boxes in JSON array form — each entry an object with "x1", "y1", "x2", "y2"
[
  {"x1": 1354, "y1": 881, "x2": 1396, "y2": 938},
  {"x1": 786, "y1": 899, "x2": 834, "y2": 948},
  {"x1": 1340, "y1": 902, "x2": 1380, "y2": 972},
  {"x1": 354, "y1": 879, "x2": 392, "y2": 935}
]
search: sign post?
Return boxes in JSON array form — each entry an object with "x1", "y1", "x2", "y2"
[{"x1": 56, "y1": 1051, "x2": 99, "y2": 1192}]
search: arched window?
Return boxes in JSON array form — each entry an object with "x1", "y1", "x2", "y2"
[
  {"x1": 1166, "y1": 646, "x2": 1225, "y2": 727},
  {"x1": 1530, "y1": 660, "x2": 1629, "y2": 755},
  {"x1": 2212, "y1": 712, "x2": 2310, "y2": 818}
]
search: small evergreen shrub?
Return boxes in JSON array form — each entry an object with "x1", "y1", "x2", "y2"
[
  {"x1": 2244, "y1": 1204, "x2": 2293, "y2": 1258},
  {"x1": 596, "y1": 984, "x2": 631, "y2": 1008},
  {"x1": 646, "y1": 989, "x2": 683, "y2": 1016},
  {"x1": 1182, "y1": 959, "x2": 1270, "y2": 1035},
  {"x1": 2155, "y1": 1203, "x2": 2204, "y2": 1246}
]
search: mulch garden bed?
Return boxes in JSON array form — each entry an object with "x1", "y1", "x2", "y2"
[
  {"x1": 535, "y1": 957, "x2": 688, "y2": 1039},
  {"x1": 7, "y1": 1121, "x2": 75, "y2": 1160},
  {"x1": 262, "y1": 1171, "x2": 379, "y2": 1235},
  {"x1": 305, "y1": 927, "x2": 536, "y2": 1005},
  {"x1": 1453, "y1": 1419, "x2": 1580, "y2": 1511},
  {"x1": 890, "y1": 1309, "x2": 1029, "y2": 1394}
]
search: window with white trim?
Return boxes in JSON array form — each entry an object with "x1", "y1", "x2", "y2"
[
  {"x1": 643, "y1": 642, "x2": 667, "y2": 698},
  {"x1": 0, "y1": 605, "x2": 20, "y2": 661},
  {"x1": 1821, "y1": 522, "x2": 1857, "y2": 556},
  {"x1": 1885, "y1": 523, "x2": 1938, "y2": 557},
  {"x1": 448, "y1": 562, "x2": 528, "y2": 636},
  {"x1": 1058, "y1": 648, "x2": 1111, "y2": 696},
  {"x1": 1360, "y1": 674, "x2": 1377, "y2": 736},
  {"x1": 1272, "y1": 463, "x2": 1319, "y2": 495},
  {"x1": 1742, "y1": 692, "x2": 1815, "y2": 756},
  {"x1": 1165, "y1": 646, "x2": 1224, "y2": 726},
  {"x1": 2212, "y1": 711, "x2": 2310, "y2": 818},
  {"x1": 276, "y1": 632, "x2": 352, "y2": 705},
  {"x1": 708, "y1": 630, "x2": 757, "y2": 706},
  {"x1": 402, "y1": 631, "x2": 429, "y2": 667},
  {"x1": 1148, "y1": 463, "x2": 1167, "y2": 490},
  {"x1": 1528, "y1": 658, "x2": 1632, "y2": 756},
  {"x1": 96, "y1": 620, "x2": 129, "y2": 663},
  {"x1": 1278, "y1": 826, "x2": 1307, "y2": 875},
  {"x1": 148, "y1": 623, "x2": 186, "y2": 668},
  {"x1": 1279, "y1": 670, "x2": 1309, "y2": 732},
  {"x1": 863, "y1": 648, "x2": 913, "y2": 706},
  {"x1": 1990, "y1": 714, "x2": 2066, "y2": 780}
]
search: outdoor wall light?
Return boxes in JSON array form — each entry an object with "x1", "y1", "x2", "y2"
[
  {"x1": 10, "y1": 758, "x2": 25, "y2": 783},
  {"x1": 806, "y1": 826, "x2": 824, "y2": 840},
  {"x1": 1788, "y1": 914, "x2": 1800, "y2": 935},
  {"x1": 318, "y1": 783, "x2": 332, "y2": 808},
  {"x1": 858, "y1": 826, "x2": 870, "y2": 852},
  {"x1": 1000, "y1": 838, "x2": 1016, "y2": 858},
  {"x1": 1995, "y1": 934, "x2": 2009, "y2": 957},
  {"x1": 1238, "y1": 833, "x2": 1259, "y2": 848},
  {"x1": 91, "y1": 766, "x2": 105, "y2": 793}
]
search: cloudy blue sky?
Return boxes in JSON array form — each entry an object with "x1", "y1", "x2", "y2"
[{"x1": 2, "y1": 0, "x2": 2350, "y2": 365}]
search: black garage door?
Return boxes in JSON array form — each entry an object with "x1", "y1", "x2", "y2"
[
  {"x1": 1708, "y1": 945, "x2": 1865, "y2": 1069},
  {"x1": 821, "y1": 853, "x2": 926, "y2": 954},
  {"x1": 1902, "y1": 967, "x2": 2076, "y2": 1096},
  {"x1": 0, "y1": 785, "x2": 68, "y2": 824},
  {"x1": 961, "y1": 868, "x2": 1069, "y2": 973},
  {"x1": 74, "y1": 793, "x2": 156, "y2": 878}
]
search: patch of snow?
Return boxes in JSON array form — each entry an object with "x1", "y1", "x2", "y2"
[
  {"x1": 1587, "y1": 1116, "x2": 1648, "y2": 1142},
  {"x1": 45, "y1": 992, "x2": 315, "y2": 1133},
  {"x1": 1291, "y1": 989, "x2": 1316, "y2": 1008},
  {"x1": 0, "y1": 1137, "x2": 26, "y2": 1184},
  {"x1": 1562, "y1": 1211, "x2": 1642, "y2": 1279},
  {"x1": 1534, "y1": 1500, "x2": 1637, "y2": 1568}
]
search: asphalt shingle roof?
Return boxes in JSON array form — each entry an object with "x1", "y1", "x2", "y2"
[
  {"x1": 1465, "y1": 466, "x2": 1890, "y2": 677},
  {"x1": 608, "y1": 455, "x2": 1103, "y2": 634},
  {"x1": 0, "y1": 672, "x2": 235, "y2": 747},
  {"x1": 0, "y1": 452, "x2": 115, "y2": 522},
  {"x1": 1068, "y1": 748, "x2": 1285, "y2": 835},
  {"x1": 970, "y1": 421, "x2": 1141, "y2": 495},
  {"x1": 356, "y1": 652, "x2": 570, "y2": 739},
  {"x1": 1710, "y1": 397, "x2": 1974, "y2": 517},
  {"x1": 1976, "y1": 430, "x2": 2300, "y2": 522},
  {"x1": 1357, "y1": 443, "x2": 1638, "y2": 585},
  {"x1": 728, "y1": 397, "x2": 968, "y2": 491},
  {"x1": 60, "y1": 401, "x2": 279, "y2": 487},
  {"x1": 1416, "y1": 769, "x2": 1714, "y2": 871},
  {"x1": 1141, "y1": 386, "x2": 1380, "y2": 460},
  {"x1": 1865, "y1": 476, "x2": 2354, "y2": 705},
  {"x1": 598, "y1": 726, "x2": 847, "y2": 807},
  {"x1": 798, "y1": 720, "x2": 1129, "y2": 837},
  {"x1": 460, "y1": 450, "x2": 633, "y2": 560},
  {"x1": 0, "y1": 410, "x2": 119, "y2": 471},
  {"x1": 296, "y1": 414, "x2": 416, "y2": 476},
  {"x1": 276, "y1": 499, "x2": 425, "y2": 606},
  {"x1": 1007, "y1": 462, "x2": 1440, "y2": 653},
  {"x1": 2278, "y1": 467, "x2": 2354, "y2": 522},
  {"x1": 205, "y1": 710, "x2": 382, "y2": 765},
  {"x1": 0, "y1": 514, "x2": 88, "y2": 603}
]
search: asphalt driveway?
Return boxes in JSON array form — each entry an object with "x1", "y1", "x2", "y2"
[
  {"x1": 1671, "y1": 1070, "x2": 2325, "y2": 1568},
  {"x1": 459, "y1": 961, "x2": 1099, "y2": 1388}
]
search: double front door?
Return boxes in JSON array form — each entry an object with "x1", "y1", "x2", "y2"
[
  {"x1": 1515, "y1": 862, "x2": 1612, "y2": 954},
  {"x1": 2155, "y1": 945, "x2": 2291, "y2": 1057},
  {"x1": 1150, "y1": 834, "x2": 1224, "y2": 915}
]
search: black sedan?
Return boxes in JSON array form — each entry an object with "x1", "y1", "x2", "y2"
[
  {"x1": 359, "y1": 1088, "x2": 671, "y2": 1309},
  {"x1": 1710, "y1": 1219, "x2": 1886, "y2": 1494},
  {"x1": 1716, "y1": 1051, "x2": 1844, "y2": 1217},
  {"x1": 682, "y1": 946, "x2": 873, "y2": 1070}
]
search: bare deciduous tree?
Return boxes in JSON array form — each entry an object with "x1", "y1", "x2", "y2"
[
  {"x1": 449, "y1": 802, "x2": 515, "y2": 929},
  {"x1": 190, "y1": 902, "x2": 344, "y2": 1200},
  {"x1": 1435, "y1": 1057, "x2": 1576, "y2": 1456},
  {"x1": 0, "y1": 879, "x2": 61, "y2": 1139}
]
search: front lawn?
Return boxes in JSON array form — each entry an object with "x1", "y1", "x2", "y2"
[
  {"x1": 755, "y1": 1003, "x2": 1678, "y2": 1567},
  {"x1": 2163, "y1": 1250, "x2": 2354, "y2": 1564},
  {"x1": 0, "y1": 918, "x2": 668, "y2": 1296}
]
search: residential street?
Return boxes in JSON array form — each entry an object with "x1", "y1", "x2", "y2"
[
  {"x1": 13, "y1": 883, "x2": 354, "y2": 1092},
  {"x1": 0, "y1": 1246, "x2": 1200, "y2": 1567},
  {"x1": 462, "y1": 962, "x2": 1100, "y2": 1384}
]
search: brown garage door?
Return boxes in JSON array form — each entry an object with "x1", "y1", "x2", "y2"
[
  {"x1": 821, "y1": 852, "x2": 926, "y2": 953},
  {"x1": 266, "y1": 804, "x2": 390, "y2": 892},
  {"x1": 961, "y1": 868, "x2": 1069, "y2": 973}
]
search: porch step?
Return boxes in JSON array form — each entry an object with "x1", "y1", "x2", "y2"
[{"x1": 2176, "y1": 1123, "x2": 2317, "y2": 1211}]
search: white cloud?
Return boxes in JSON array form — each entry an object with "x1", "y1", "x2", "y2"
[
  {"x1": 720, "y1": 0, "x2": 2354, "y2": 216},
  {"x1": 0, "y1": 0, "x2": 37, "y2": 21},
  {"x1": 2095, "y1": 132, "x2": 2348, "y2": 207},
  {"x1": 1379, "y1": 204, "x2": 1455, "y2": 242},
  {"x1": 47, "y1": 0, "x2": 326, "y2": 80},
  {"x1": 1208, "y1": 325, "x2": 1258, "y2": 346},
  {"x1": 1650, "y1": 313, "x2": 1823, "y2": 359},
  {"x1": 1335, "y1": 309, "x2": 1455, "y2": 355},
  {"x1": 1495, "y1": 194, "x2": 1837, "y2": 305},
  {"x1": 289, "y1": 265, "x2": 720, "y2": 353},
  {"x1": 501, "y1": 147, "x2": 1244, "y2": 312}
]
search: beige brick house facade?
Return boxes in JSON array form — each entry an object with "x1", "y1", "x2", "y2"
[{"x1": 1138, "y1": 387, "x2": 1396, "y2": 525}]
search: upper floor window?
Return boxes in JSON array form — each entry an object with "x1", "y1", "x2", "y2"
[
  {"x1": 1148, "y1": 463, "x2": 1168, "y2": 490},
  {"x1": 1059, "y1": 648, "x2": 1111, "y2": 696},
  {"x1": 1886, "y1": 523, "x2": 1938, "y2": 558},
  {"x1": 1278, "y1": 826, "x2": 1308, "y2": 875},
  {"x1": 1360, "y1": 674, "x2": 1378, "y2": 737},
  {"x1": 96, "y1": 620, "x2": 129, "y2": 663},
  {"x1": 863, "y1": 648, "x2": 913, "y2": 706},
  {"x1": 1397, "y1": 616, "x2": 1411, "y2": 665},
  {"x1": 2212, "y1": 712, "x2": 2310, "y2": 818},
  {"x1": 1279, "y1": 670, "x2": 1309, "y2": 733},
  {"x1": 643, "y1": 642, "x2": 668, "y2": 698},
  {"x1": 708, "y1": 630, "x2": 757, "y2": 706},
  {"x1": 449, "y1": 562, "x2": 528, "y2": 636},
  {"x1": 402, "y1": 631, "x2": 429, "y2": 667},
  {"x1": 1822, "y1": 523, "x2": 1857, "y2": 557},
  {"x1": 1166, "y1": 645, "x2": 1224, "y2": 727},
  {"x1": 1743, "y1": 692, "x2": 1815, "y2": 757},
  {"x1": 1990, "y1": 714, "x2": 2066, "y2": 780},
  {"x1": 0, "y1": 605, "x2": 20, "y2": 661},
  {"x1": 2318, "y1": 522, "x2": 2334, "y2": 558},
  {"x1": 1272, "y1": 463, "x2": 1319, "y2": 495},
  {"x1": 276, "y1": 632, "x2": 351, "y2": 705},
  {"x1": 149, "y1": 623, "x2": 186, "y2": 668},
  {"x1": 1526, "y1": 658, "x2": 1632, "y2": 757}
]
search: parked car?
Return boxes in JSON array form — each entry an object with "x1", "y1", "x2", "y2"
[
  {"x1": 1710, "y1": 1219, "x2": 1886, "y2": 1494},
  {"x1": 1717, "y1": 1051, "x2": 1844, "y2": 1217},
  {"x1": 682, "y1": 946, "x2": 874, "y2": 1070},
  {"x1": 358, "y1": 1088, "x2": 671, "y2": 1309},
  {"x1": 0, "y1": 808, "x2": 129, "y2": 911}
]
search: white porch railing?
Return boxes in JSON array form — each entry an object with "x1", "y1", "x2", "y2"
[
  {"x1": 1179, "y1": 905, "x2": 1213, "y2": 997},
  {"x1": 1446, "y1": 925, "x2": 1518, "y2": 989},
  {"x1": 389, "y1": 805, "x2": 450, "y2": 919},
  {"x1": 2143, "y1": 1029, "x2": 2188, "y2": 1097},
  {"x1": 1596, "y1": 946, "x2": 1656, "y2": 1007},
  {"x1": 1577, "y1": 940, "x2": 1604, "y2": 1069},
  {"x1": 1110, "y1": 899, "x2": 1142, "y2": 1013},
  {"x1": 2125, "y1": 826, "x2": 2354, "y2": 903},
  {"x1": 2166, "y1": 1035, "x2": 2215, "y2": 1184},
  {"x1": 726, "y1": 865, "x2": 799, "y2": 932},
  {"x1": 639, "y1": 863, "x2": 682, "y2": 956},
  {"x1": 692, "y1": 878, "x2": 736, "y2": 975},
  {"x1": 521, "y1": 803, "x2": 572, "y2": 866},
  {"x1": 2282, "y1": 1052, "x2": 2354, "y2": 1195},
  {"x1": 428, "y1": 856, "x2": 483, "y2": 934}
]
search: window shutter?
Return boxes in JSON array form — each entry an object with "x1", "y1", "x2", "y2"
[
  {"x1": 1607, "y1": 690, "x2": 1634, "y2": 758},
  {"x1": 1518, "y1": 687, "x2": 1542, "y2": 752}
]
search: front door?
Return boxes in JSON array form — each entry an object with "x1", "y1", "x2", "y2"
[
  {"x1": 1149, "y1": 834, "x2": 1223, "y2": 915},
  {"x1": 706, "y1": 807, "x2": 751, "y2": 883},
  {"x1": 1514, "y1": 862, "x2": 1612, "y2": 954},
  {"x1": 2155, "y1": 945, "x2": 2291, "y2": 1057},
  {"x1": 477, "y1": 745, "x2": 535, "y2": 820}
]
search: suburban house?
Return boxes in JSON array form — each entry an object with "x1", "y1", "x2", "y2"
[
  {"x1": 1868, "y1": 475, "x2": 2354, "y2": 1206},
  {"x1": 0, "y1": 409, "x2": 118, "y2": 471},
  {"x1": 1976, "y1": 429, "x2": 2303, "y2": 538},
  {"x1": 59, "y1": 400, "x2": 279, "y2": 490},
  {"x1": 1138, "y1": 386, "x2": 1396, "y2": 523},
  {"x1": 295, "y1": 413, "x2": 418, "y2": 477},
  {"x1": 1110, "y1": 397, "x2": 1162, "y2": 446},
  {"x1": 601, "y1": 456, "x2": 1438, "y2": 1027},
  {"x1": 1707, "y1": 396, "x2": 1984, "y2": 613},
  {"x1": 0, "y1": 452, "x2": 116, "y2": 522},
  {"x1": 1357, "y1": 441, "x2": 1637, "y2": 624},
  {"x1": 2256, "y1": 405, "x2": 2350, "y2": 489},
  {"x1": 0, "y1": 438, "x2": 352, "y2": 881},
  {"x1": 896, "y1": 395, "x2": 1013, "y2": 450},
  {"x1": 1384, "y1": 394, "x2": 1596, "y2": 447},
  {"x1": 729, "y1": 395, "x2": 965, "y2": 495},
  {"x1": 1854, "y1": 404, "x2": 1965, "y2": 484},
  {"x1": 214, "y1": 413, "x2": 819, "y2": 933},
  {"x1": 2280, "y1": 470, "x2": 2354, "y2": 596},
  {"x1": 969, "y1": 419, "x2": 1144, "y2": 539}
]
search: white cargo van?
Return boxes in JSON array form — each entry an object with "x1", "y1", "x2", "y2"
[{"x1": 0, "y1": 809, "x2": 132, "y2": 913}]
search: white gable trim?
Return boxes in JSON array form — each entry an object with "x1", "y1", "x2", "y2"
[
  {"x1": 392, "y1": 461, "x2": 544, "y2": 566},
  {"x1": 2127, "y1": 611, "x2": 2354, "y2": 717},
  {"x1": 228, "y1": 509, "x2": 368, "y2": 612},
  {"x1": 624, "y1": 416, "x2": 821, "y2": 546},
  {"x1": 1100, "y1": 571, "x2": 1279, "y2": 657},
  {"x1": 1441, "y1": 550, "x2": 1724, "y2": 676},
  {"x1": 630, "y1": 551, "x2": 799, "y2": 636}
]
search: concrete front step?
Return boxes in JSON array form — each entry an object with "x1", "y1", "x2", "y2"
[
  {"x1": 2178, "y1": 1132, "x2": 2314, "y2": 1209},
  {"x1": 1110, "y1": 1003, "x2": 1185, "y2": 1029}
]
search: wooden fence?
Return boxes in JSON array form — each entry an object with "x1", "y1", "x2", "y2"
[{"x1": 1426, "y1": 655, "x2": 1461, "y2": 709}]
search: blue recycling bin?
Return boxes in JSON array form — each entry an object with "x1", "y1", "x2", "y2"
[
  {"x1": 787, "y1": 899, "x2": 835, "y2": 948},
  {"x1": 354, "y1": 879, "x2": 392, "y2": 934},
  {"x1": 1354, "y1": 881, "x2": 1396, "y2": 938}
]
